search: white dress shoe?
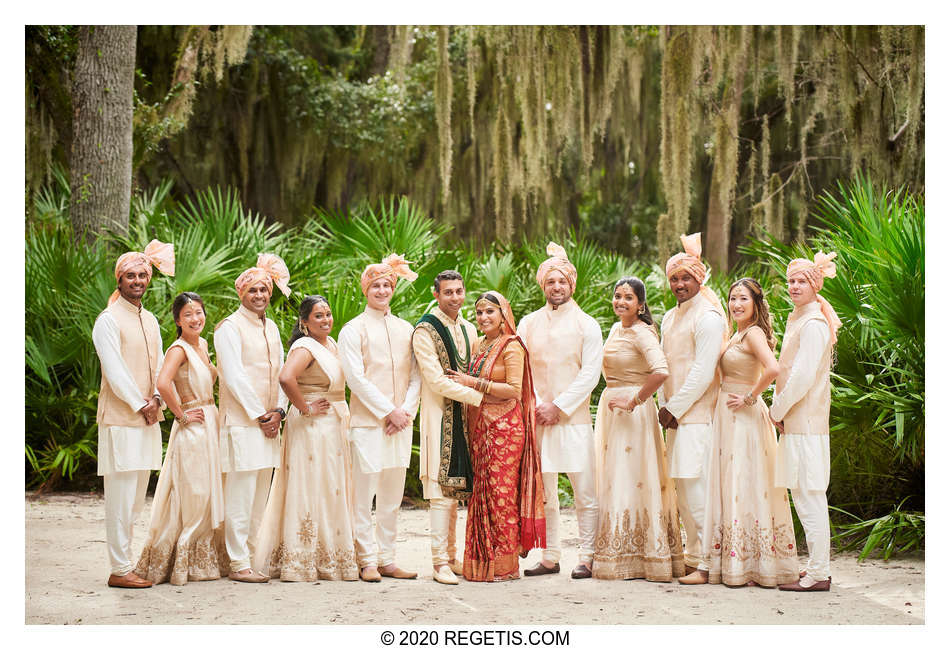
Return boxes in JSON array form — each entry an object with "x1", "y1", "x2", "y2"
[{"x1": 433, "y1": 565, "x2": 459, "y2": 585}]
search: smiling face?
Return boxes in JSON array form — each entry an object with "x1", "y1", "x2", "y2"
[
  {"x1": 176, "y1": 300, "x2": 206, "y2": 339},
  {"x1": 241, "y1": 281, "x2": 272, "y2": 315},
  {"x1": 303, "y1": 301, "x2": 333, "y2": 340},
  {"x1": 668, "y1": 270, "x2": 701, "y2": 304},
  {"x1": 475, "y1": 300, "x2": 504, "y2": 338},
  {"x1": 728, "y1": 283, "x2": 755, "y2": 328},
  {"x1": 117, "y1": 266, "x2": 151, "y2": 304},
  {"x1": 366, "y1": 277, "x2": 395, "y2": 312},
  {"x1": 434, "y1": 279, "x2": 465, "y2": 320},
  {"x1": 543, "y1": 271, "x2": 573, "y2": 307},
  {"x1": 787, "y1": 273, "x2": 817, "y2": 307},
  {"x1": 612, "y1": 283, "x2": 641, "y2": 322}
]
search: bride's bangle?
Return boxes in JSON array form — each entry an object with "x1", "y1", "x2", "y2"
[{"x1": 743, "y1": 392, "x2": 756, "y2": 406}]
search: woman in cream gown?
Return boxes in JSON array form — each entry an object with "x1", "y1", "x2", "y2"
[
  {"x1": 252, "y1": 295, "x2": 359, "y2": 581},
  {"x1": 592, "y1": 277, "x2": 685, "y2": 582},
  {"x1": 698, "y1": 278, "x2": 798, "y2": 587},
  {"x1": 135, "y1": 292, "x2": 229, "y2": 585}
]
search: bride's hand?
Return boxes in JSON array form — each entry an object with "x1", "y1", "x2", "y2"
[
  {"x1": 446, "y1": 369, "x2": 473, "y2": 387},
  {"x1": 607, "y1": 396, "x2": 630, "y2": 412}
]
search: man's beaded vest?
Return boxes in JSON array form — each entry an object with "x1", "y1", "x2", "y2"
[
  {"x1": 96, "y1": 296, "x2": 165, "y2": 426},
  {"x1": 661, "y1": 293, "x2": 725, "y2": 425},
  {"x1": 776, "y1": 302, "x2": 832, "y2": 436},
  {"x1": 348, "y1": 307, "x2": 413, "y2": 428},
  {"x1": 215, "y1": 305, "x2": 283, "y2": 426},
  {"x1": 520, "y1": 299, "x2": 592, "y2": 426}
]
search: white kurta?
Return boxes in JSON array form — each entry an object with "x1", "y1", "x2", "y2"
[
  {"x1": 338, "y1": 312, "x2": 421, "y2": 474},
  {"x1": 214, "y1": 319, "x2": 286, "y2": 472},
  {"x1": 517, "y1": 305, "x2": 603, "y2": 473},
  {"x1": 412, "y1": 307, "x2": 482, "y2": 499},
  {"x1": 658, "y1": 310, "x2": 725, "y2": 478},
  {"x1": 92, "y1": 311, "x2": 163, "y2": 475},
  {"x1": 771, "y1": 319, "x2": 831, "y2": 491}
]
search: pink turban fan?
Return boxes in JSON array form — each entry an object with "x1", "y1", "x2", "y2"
[
  {"x1": 109, "y1": 239, "x2": 175, "y2": 305},
  {"x1": 787, "y1": 251, "x2": 842, "y2": 345},
  {"x1": 665, "y1": 232, "x2": 725, "y2": 316},
  {"x1": 360, "y1": 254, "x2": 418, "y2": 294},
  {"x1": 536, "y1": 242, "x2": 577, "y2": 291},
  {"x1": 235, "y1": 253, "x2": 291, "y2": 299}
]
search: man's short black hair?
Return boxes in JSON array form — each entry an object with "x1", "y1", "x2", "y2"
[{"x1": 434, "y1": 270, "x2": 464, "y2": 292}]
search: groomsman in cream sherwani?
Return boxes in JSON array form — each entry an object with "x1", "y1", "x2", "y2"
[
  {"x1": 773, "y1": 253, "x2": 842, "y2": 593},
  {"x1": 339, "y1": 254, "x2": 422, "y2": 582},
  {"x1": 92, "y1": 240, "x2": 175, "y2": 588},
  {"x1": 412, "y1": 270, "x2": 483, "y2": 585},
  {"x1": 214, "y1": 253, "x2": 291, "y2": 583},
  {"x1": 518, "y1": 243, "x2": 603, "y2": 580},
  {"x1": 657, "y1": 233, "x2": 728, "y2": 586}
]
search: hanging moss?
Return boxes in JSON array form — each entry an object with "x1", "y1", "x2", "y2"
[{"x1": 436, "y1": 27, "x2": 453, "y2": 204}]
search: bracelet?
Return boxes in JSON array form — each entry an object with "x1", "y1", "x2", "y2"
[
  {"x1": 305, "y1": 403, "x2": 313, "y2": 416},
  {"x1": 485, "y1": 380, "x2": 492, "y2": 396},
  {"x1": 632, "y1": 394, "x2": 644, "y2": 407},
  {"x1": 743, "y1": 392, "x2": 756, "y2": 406},
  {"x1": 175, "y1": 413, "x2": 187, "y2": 425}
]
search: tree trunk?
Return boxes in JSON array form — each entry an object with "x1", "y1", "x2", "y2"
[{"x1": 69, "y1": 25, "x2": 136, "y2": 241}]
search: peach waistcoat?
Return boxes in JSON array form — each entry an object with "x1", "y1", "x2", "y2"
[
  {"x1": 347, "y1": 308, "x2": 413, "y2": 428},
  {"x1": 215, "y1": 308, "x2": 283, "y2": 426},
  {"x1": 96, "y1": 298, "x2": 165, "y2": 426},
  {"x1": 776, "y1": 306, "x2": 832, "y2": 436},
  {"x1": 661, "y1": 296, "x2": 725, "y2": 425}
]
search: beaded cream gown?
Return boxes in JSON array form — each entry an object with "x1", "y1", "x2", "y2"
[
  {"x1": 252, "y1": 337, "x2": 359, "y2": 581},
  {"x1": 592, "y1": 321, "x2": 685, "y2": 581},
  {"x1": 135, "y1": 339, "x2": 229, "y2": 585},
  {"x1": 702, "y1": 326, "x2": 799, "y2": 586}
]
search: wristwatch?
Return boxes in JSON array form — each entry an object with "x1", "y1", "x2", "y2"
[{"x1": 275, "y1": 407, "x2": 287, "y2": 421}]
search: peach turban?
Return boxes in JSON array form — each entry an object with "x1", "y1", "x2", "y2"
[
  {"x1": 360, "y1": 254, "x2": 418, "y2": 294},
  {"x1": 665, "y1": 232, "x2": 725, "y2": 316},
  {"x1": 235, "y1": 253, "x2": 291, "y2": 299},
  {"x1": 536, "y1": 242, "x2": 577, "y2": 291},
  {"x1": 786, "y1": 251, "x2": 842, "y2": 345},
  {"x1": 109, "y1": 239, "x2": 175, "y2": 305}
]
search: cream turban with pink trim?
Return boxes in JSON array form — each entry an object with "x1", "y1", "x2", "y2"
[
  {"x1": 787, "y1": 251, "x2": 842, "y2": 344},
  {"x1": 664, "y1": 232, "x2": 726, "y2": 316},
  {"x1": 536, "y1": 242, "x2": 577, "y2": 290},
  {"x1": 235, "y1": 253, "x2": 291, "y2": 299},
  {"x1": 109, "y1": 239, "x2": 175, "y2": 305},
  {"x1": 360, "y1": 254, "x2": 418, "y2": 294}
]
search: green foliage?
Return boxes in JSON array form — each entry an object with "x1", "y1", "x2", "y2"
[{"x1": 831, "y1": 498, "x2": 924, "y2": 560}]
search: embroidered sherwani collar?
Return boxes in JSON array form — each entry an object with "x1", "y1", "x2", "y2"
[
  {"x1": 114, "y1": 294, "x2": 143, "y2": 315},
  {"x1": 433, "y1": 306, "x2": 461, "y2": 327},
  {"x1": 237, "y1": 304, "x2": 266, "y2": 327},
  {"x1": 673, "y1": 292, "x2": 703, "y2": 314}
]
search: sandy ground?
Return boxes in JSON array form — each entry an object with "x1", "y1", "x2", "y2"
[{"x1": 25, "y1": 492, "x2": 923, "y2": 625}]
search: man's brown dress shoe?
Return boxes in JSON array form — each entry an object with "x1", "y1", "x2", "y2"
[
  {"x1": 523, "y1": 562, "x2": 560, "y2": 576},
  {"x1": 359, "y1": 566, "x2": 382, "y2": 582},
  {"x1": 570, "y1": 564, "x2": 592, "y2": 579},
  {"x1": 779, "y1": 577, "x2": 831, "y2": 591},
  {"x1": 684, "y1": 565, "x2": 697, "y2": 575},
  {"x1": 379, "y1": 565, "x2": 418, "y2": 579},
  {"x1": 678, "y1": 569, "x2": 708, "y2": 585},
  {"x1": 107, "y1": 572, "x2": 152, "y2": 588}
]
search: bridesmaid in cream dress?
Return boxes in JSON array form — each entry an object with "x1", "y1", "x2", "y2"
[
  {"x1": 696, "y1": 278, "x2": 798, "y2": 587},
  {"x1": 592, "y1": 278, "x2": 685, "y2": 582},
  {"x1": 136, "y1": 292, "x2": 229, "y2": 585},
  {"x1": 252, "y1": 295, "x2": 359, "y2": 581}
]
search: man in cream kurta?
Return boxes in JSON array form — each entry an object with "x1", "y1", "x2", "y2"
[
  {"x1": 773, "y1": 253, "x2": 841, "y2": 592},
  {"x1": 658, "y1": 233, "x2": 727, "y2": 584},
  {"x1": 339, "y1": 255, "x2": 422, "y2": 582},
  {"x1": 411, "y1": 270, "x2": 483, "y2": 585},
  {"x1": 92, "y1": 240, "x2": 174, "y2": 588},
  {"x1": 518, "y1": 243, "x2": 603, "y2": 579},
  {"x1": 215, "y1": 254, "x2": 291, "y2": 582}
]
